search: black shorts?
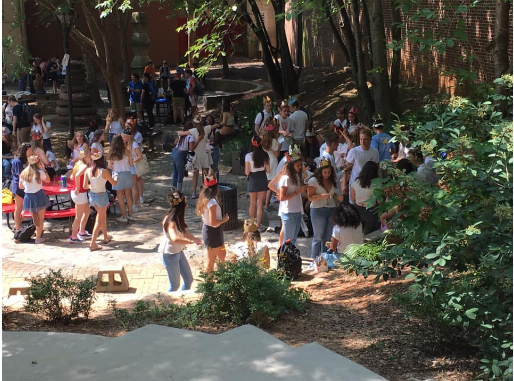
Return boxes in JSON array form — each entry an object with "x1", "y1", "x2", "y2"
[
  {"x1": 202, "y1": 224, "x2": 224, "y2": 249},
  {"x1": 247, "y1": 170, "x2": 268, "y2": 193}
]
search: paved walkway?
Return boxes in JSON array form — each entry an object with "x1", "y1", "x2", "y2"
[{"x1": 2, "y1": 160, "x2": 315, "y2": 313}]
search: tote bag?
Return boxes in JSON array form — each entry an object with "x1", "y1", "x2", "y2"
[{"x1": 134, "y1": 154, "x2": 150, "y2": 177}]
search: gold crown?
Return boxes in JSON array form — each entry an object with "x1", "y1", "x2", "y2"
[
  {"x1": 288, "y1": 144, "x2": 302, "y2": 162},
  {"x1": 320, "y1": 158, "x2": 331, "y2": 168},
  {"x1": 244, "y1": 219, "x2": 258, "y2": 233},
  {"x1": 168, "y1": 188, "x2": 185, "y2": 206}
]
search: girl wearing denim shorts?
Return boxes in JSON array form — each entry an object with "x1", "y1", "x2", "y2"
[
  {"x1": 83, "y1": 150, "x2": 118, "y2": 251},
  {"x1": 108, "y1": 134, "x2": 134, "y2": 222}
]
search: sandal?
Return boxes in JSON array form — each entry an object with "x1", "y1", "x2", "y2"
[
  {"x1": 102, "y1": 236, "x2": 113, "y2": 245},
  {"x1": 89, "y1": 245, "x2": 103, "y2": 252}
]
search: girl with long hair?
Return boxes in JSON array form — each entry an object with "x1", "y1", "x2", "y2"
[
  {"x1": 18, "y1": 155, "x2": 50, "y2": 243},
  {"x1": 31, "y1": 113, "x2": 52, "y2": 151},
  {"x1": 218, "y1": 100, "x2": 235, "y2": 135},
  {"x1": 196, "y1": 172, "x2": 229, "y2": 273},
  {"x1": 245, "y1": 136, "x2": 270, "y2": 229},
  {"x1": 172, "y1": 120, "x2": 194, "y2": 192},
  {"x1": 307, "y1": 159, "x2": 343, "y2": 259},
  {"x1": 67, "y1": 131, "x2": 89, "y2": 166},
  {"x1": 90, "y1": 129, "x2": 105, "y2": 156},
  {"x1": 11, "y1": 143, "x2": 32, "y2": 231},
  {"x1": 83, "y1": 151, "x2": 118, "y2": 251},
  {"x1": 178, "y1": 116, "x2": 212, "y2": 199},
  {"x1": 105, "y1": 109, "x2": 123, "y2": 145},
  {"x1": 230, "y1": 220, "x2": 270, "y2": 269},
  {"x1": 69, "y1": 149, "x2": 92, "y2": 243},
  {"x1": 29, "y1": 132, "x2": 51, "y2": 170},
  {"x1": 108, "y1": 134, "x2": 134, "y2": 222},
  {"x1": 329, "y1": 203, "x2": 363, "y2": 254},
  {"x1": 205, "y1": 114, "x2": 222, "y2": 180},
  {"x1": 278, "y1": 146, "x2": 307, "y2": 244},
  {"x1": 121, "y1": 127, "x2": 144, "y2": 211},
  {"x1": 260, "y1": 118, "x2": 280, "y2": 209},
  {"x1": 350, "y1": 160, "x2": 380, "y2": 234},
  {"x1": 159, "y1": 189, "x2": 201, "y2": 291}
]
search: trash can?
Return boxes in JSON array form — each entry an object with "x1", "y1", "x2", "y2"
[{"x1": 218, "y1": 182, "x2": 238, "y2": 230}]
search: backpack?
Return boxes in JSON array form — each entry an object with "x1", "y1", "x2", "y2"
[
  {"x1": 20, "y1": 102, "x2": 33, "y2": 125},
  {"x1": 162, "y1": 132, "x2": 175, "y2": 152},
  {"x1": 85, "y1": 207, "x2": 97, "y2": 234},
  {"x1": 277, "y1": 239, "x2": 302, "y2": 280},
  {"x1": 194, "y1": 78, "x2": 205, "y2": 96},
  {"x1": 13, "y1": 222, "x2": 36, "y2": 242}
]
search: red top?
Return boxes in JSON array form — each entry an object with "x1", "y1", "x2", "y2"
[{"x1": 76, "y1": 174, "x2": 87, "y2": 193}]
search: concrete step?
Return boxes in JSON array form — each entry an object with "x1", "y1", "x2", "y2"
[{"x1": 2, "y1": 331, "x2": 110, "y2": 381}]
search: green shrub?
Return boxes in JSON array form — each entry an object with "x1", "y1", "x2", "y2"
[
  {"x1": 24, "y1": 269, "x2": 97, "y2": 322},
  {"x1": 196, "y1": 258, "x2": 309, "y2": 326},
  {"x1": 339, "y1": 239, "x2": 389, "y2": 279},
  {"x1": 344, "y1": 79, "x2": 513, "y2": 380}
]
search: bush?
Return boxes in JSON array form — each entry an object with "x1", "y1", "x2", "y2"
[
  {"x1": 24, "y1": 269, "x2": 97, "y2": 322},
  {"x1": 196, "y1": 258, "x2": 309, "y2": 326},
  {"x1": 344, "y1": 78, "x2": 513, "y2": 380}
]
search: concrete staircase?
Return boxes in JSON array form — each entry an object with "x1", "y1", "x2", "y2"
[{"x1": 3, "y1": 324, "x2": 387, "y2": 381}]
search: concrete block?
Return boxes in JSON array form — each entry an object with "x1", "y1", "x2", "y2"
[{"x1": 96, "y1": 265, "x2": 129, "y2": 292}]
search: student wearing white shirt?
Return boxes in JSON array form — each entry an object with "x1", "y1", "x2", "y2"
[
  {"x1": 254, "y1": 96, "x2": 273, "y2": 135},
  {"x1": 278, "y1": 146, "x2": 307, "y2": 244},
  {"x1": 275, "y1": 102, "x2": 294, "y2": 160},
  {"x1": 18, "y1": 155, "x2": 50, "y2": 244},
  {"x1": 196, "y1": 174, "x2": 230, "y2": 273},
  {"x1": 245, "y1": 136, "x2": 270, "y2": 229},
  {"x1": 342, "y1": 128, "x2": 379, "y2": 197},
  {"x1": 31, "y1": 113, "x2": 52, "y2": 151},
  {"x1": 288, "y1": 98, "x2": 309, "y2": 148},
  {"x1": 307, "y1": 158, "x2": 343, "y2": 259},
  {"x1": 329, "y1": 203, "x2": 363, "y2": 254}
]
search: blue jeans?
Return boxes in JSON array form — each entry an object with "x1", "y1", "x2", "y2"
[
  {"x1": 310, "y1": 207, "x2": 335, "y2": 259},
  {"x1": 2, "y1": 158, "x2": 12, "y2": 179},
  {"x1": 281, "y1": 211, "x2": 302, "y2": 244},
  {"x1": 171, "y1": 149, "x2": 187, "y2": 190},
  {"x1": 211, "y1": 146, "x2": 220, "y2": 180},
  {"x1": 109, "y1": 133, "x2": 115, "y2": 144},
  {"x1": 162, "y1": 251, "x2": 193, "y2": 292}
]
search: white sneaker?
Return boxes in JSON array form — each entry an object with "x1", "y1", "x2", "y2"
[
  {"x1": 132, "y1": 204, "x2": 138, "y2": 213},
  {"x1": 127, "y1": 215, "x2": 135, "y2": 221},
  {"x1": 117, "y1": 216, "x2": 128, "y2": 222},
  {"x1": 140, "y1": 197, "x2": 144, "y2": 204}
]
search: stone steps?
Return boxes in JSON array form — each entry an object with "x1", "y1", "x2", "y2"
[{"x1": 3, "y1": 324, "x2": 388, "y2": 381}]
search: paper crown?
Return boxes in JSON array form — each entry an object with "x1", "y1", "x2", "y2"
[
  {"x1": 243, "y1": 219, "x2": 258, "y2": 233},
  {"x1": 121, "y1": 128, "x2": 131, "y2": 135},
  {"x1": 287, "y1": 96, "x2": 297, "y2": 106},
  {"x1": 203, "y1": 176, "x2": 217, "y2": 187},
  {"x1": 372, "y1": 116, "x2": 384, "y2": 129},
  {"x1": 91, "y1": 149, "x2": 103, "y2": 161},
  {"x1": 193, "y1": 116, "x2": 202, "y2": 124},
  {"x1": 288, "y1": 144, "x2": 302, "y2": 162},
  {"x1": 338, "y1": 107, "x2": 346, "y2": 113},
  {"x1": 348, "y1": 107, "x2": 358, "y2": 115},
  {"x1": 264, "y1": 122, "x2": 275, "y2": 131},
  {"x1": 168, "y1": 188, "x2": 185, "y2": 206},
  {"x1": 28, "y1": 155, "x2": 39, "y2": 165},
  {"x1": 319, "y1": 157, "x2": 331, "y2": 168},
  {"x1": 31, "y1": 130, "x2": 42, "y2": 140},
  {"x1": 251, "y1": 136, "x2": 260, "y2": 147},
  {"x1": 263, "y1": 95, "x2": 271, "y2": 103}
]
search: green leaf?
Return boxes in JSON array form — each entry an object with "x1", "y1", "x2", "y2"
[{"x1": 465, "y1": 308, "x2": 478, "y2": 319}]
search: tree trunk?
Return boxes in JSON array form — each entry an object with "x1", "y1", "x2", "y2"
[
  {"x1": 390, "y1": 0, "x2": 402, "y2": 115},
  {"x1": 116, "y1": 9, "x2": 131, "y2": 82},
  {"x1": 325, "y1": 8, "x2": 351, "y2": 63},
  {"x1": 274, "y1": 1, "x2": 299, "y2": 97},
  {"x1": 103, "y1": 66, "x2": 126, "y2": 120},
  {"x1": 350, "y1": 0, "x2": 375, "y2": 118},
  {"x1": 81, "y1": 52, "x2": 104, "y2": 107},
  {"x1": 296, "y1": 11, "x2": 303, "y2": 78},
  {"x1": 364, "y1": 0, "x2": 392, "y2": 123}
]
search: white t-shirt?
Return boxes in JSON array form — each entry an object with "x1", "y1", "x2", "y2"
[
  {"x1": 159, "y1": 227, "x2": 186, "y2": 254},
  {"x1": 131, "y1": 141, "x2": 141, "y2": 161},
  {"x1": 345, "y1": 146, "x2": 379, "y2": 185},
  {"x1": 245, "y1": 152, "x2": 266, "y2": 172},
  {"x1": 278, "y1": 175, "x2": 303, "y2": 214},
  {"x1": 134, "y1": 131, "x2": 143, "y2": 146},
  {"x1": 289, "y1": 110, "x2": 308, "y2": 141},
  {"x1": 177, "y1": 135, "x2": 193, "y2": 151},
  {"x1": 332, "y1": 224, "x2": 363, "y2": 254},
  {"x1": 91, "y1": 142, "x2": 104, "y2": 156},
  {"x1": 275, "y1": 115, "x2": 293, "y2": 151},
  {"x1": 231, "y1": 241, "x2": 268, "y2": 262},
  {"x1": 109, "y1": 120, "x2": 123, "y2": 135},
  {"x1": 351, "y1": 179, "x2": 373, "y2": 206},
  {"x1": 112, "y1": 156, "x2": 131, "y2": 172},
  {"x1": 254, "y1": 109, "x2": 272, "y2": 130},
  {"x1": 334, "y1": 118, "x2": 342, "y2": 127},
  {"x1": 46, "y1": 151, "x2": 60, "y2": 171},
  {"x1": 202, "y1": 198, "x2": 222, "y2": 226},
  {"x1": 263, "y1": 139, "x2": 279, "y2": 180},
  {"x1": 21, "y1": 170, "x2": 47, "y2": 194},
  {"x1": 33, "y1": 122, "x2": 51, "y2": 140},
  {"x1": 308, "y1": 177, "x2": 336, "y2": 209},
  {"x1": 3, "y1": 103, "x2": 13, "y2": 124},
  {"x1": 334, "y1": 143, "x2": 349, "y2": 168}
]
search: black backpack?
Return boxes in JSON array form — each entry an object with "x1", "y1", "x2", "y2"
[
  {"x1": 85, "y1": 207, "x2": 97, "y2": 234},
  {"x1": 277, "y1": 239, "x2": 302, "y2": 280},
  {"x1": 13, "y1": 222, "x2": 36, "y2": 242},
  {"x1": 20, "y1": 102, "x2": 33, "y2": 125},
  {"x1": 162, "y1": 132, "x2": 175, "y2": 152}
]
